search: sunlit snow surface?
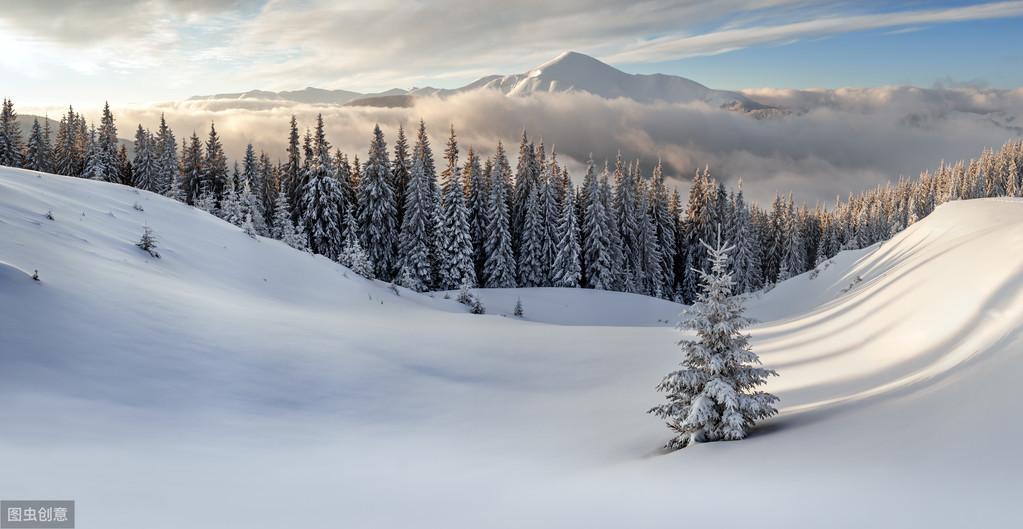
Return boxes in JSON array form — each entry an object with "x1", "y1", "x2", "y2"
[{"x1": 1, "y1": 167, "x2": 1021, "y2": 528}]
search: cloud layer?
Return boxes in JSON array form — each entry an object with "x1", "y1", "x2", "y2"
[{"x1": 39, "y1": 85, "x2": 1020, "y2": 206}]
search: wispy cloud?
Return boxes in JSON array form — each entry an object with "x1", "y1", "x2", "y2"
[{"x1": 606, "y1": 1, "x2": 1023, "y2": 63}]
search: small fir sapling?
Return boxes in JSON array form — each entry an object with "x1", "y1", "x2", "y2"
[
  {"x1": 470, "y1": 296, "x2": 486, "y2": 315},
  {"x1": 513, "y1": 298, "x2": 524, "y2": 317},
  {"x1": 137, "y1": 226, "x2": 160, "y2": 258}
]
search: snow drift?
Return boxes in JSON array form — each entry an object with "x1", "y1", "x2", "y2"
[{"x1": 0, "y1": 167, "x2": 1021, "y2": 528}]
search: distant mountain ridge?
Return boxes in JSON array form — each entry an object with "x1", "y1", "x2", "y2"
[{"x1": 188, "y1": 51, "x2": 771, "y2": 112}]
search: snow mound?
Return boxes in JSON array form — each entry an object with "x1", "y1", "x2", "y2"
[{"x1": 1, "y1": 167, "x2": 1021, "y2": 528}]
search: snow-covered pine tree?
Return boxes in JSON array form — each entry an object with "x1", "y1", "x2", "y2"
[
  {"x1": 638, "y1": 185, "x2": 664, "y2": 297},
  {"x1": 117, "y1": 144, "x2": 132, "y2": 186},
  {"x1": 220, "y1": 182, "x2": 245, "y2": 226},
  {"x1": 512, "y1": 130, "x2": 539, "y2": 255},
  {"x1": 0, "y1": 98, "x2": 24, "y2": 168},
  {"x1": 284, "y1": 115, "x2": 303, "y2": 214},
  {"x1": 411, "y1": 120, "x2": 440, "y2": 287},
  {"x1": 391, "y1": 124, "x2": 411, "y2": 228},
  {"x1": 538, "y1": 165, "x2": 559, "y2": 285},
  {"x1": 731, "y1": 181, "x2": 761, "y2": 293},
  {"x1": 242, "y1": 180, "x2": 268, "y2": 236},
  {"x1": 154, "y1": 114, "x2": 177, "y2": 195},
  {"x1": 24, "y1": 118, "x2": 49, "y2": 172},
  {"x1": 181, "y1": 133, "x2": 205, "y2": 204},
  {"x1": 132, "y1": 125, "x2": 159, "y2": 192},
  {"x1": 242, "y1": 213, "x2": 258, "y2": 239},
  {"x1": 340, "y1": 208, "x2": 374, "y2": 278},
  {"x1": 203, "y1": 122, "x2": 228, "y2": 199},
  {"x1": 272, "y1": 187, "x2": 307, "y2": 251},
  {"x1": 54, "y1": 109, "x2": 78, "y2": 176},
  {"x1": 96, "y1": 102, "x2": 119, "y2": 182},
  {"x1": 335, "y1": 152, "x2": 357, "y2": 222},
  {"x1": 397, "y1": 153, "x2": 434, "y2": 292},
  {"x1": 649, "y1": 227, "x2": 778, "y2": 450},
  {"x1": 301, "y1": 141, "x2": 344, "y2": 261},
  {"x1": 358, "y1": 124, "x2": 399, "y2": 280},
  {"x1": 613, "y1": 153, "x2": 642, "y2": 291},
  {"x1": 601, "y1": 165, "x2": 626, "y2": 291},
  {"x1": 581, "y1": 158, "x2": 612, "y2": 289},
  {"x1": 437, "y1": 127, "x2": 476, "y2": 290},
  {"x1": 483, "y1": 148, "x2": 516, "y2": 288},
  {"x1": 464, "y1": 146, "x2": 489, "y2": 280},
  {"x1": 650, "y1": 160, "x2": 676, "y2": 297},
  {"x1": 551, "y1": 179, "x2": 581, "y2": 287},
  {"x1": 81, "y1": 126, "x2": 106, "y2": 180},
  {"x1": 778, "y1": 197, "x2": 805, "y2": 280},
  {"x1": 518, "y1": 184, "x2": 545, "y2": 287}
]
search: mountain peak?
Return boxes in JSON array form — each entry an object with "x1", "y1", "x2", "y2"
[{"x1": 531, "y1": 51, "x2": 620, "y2": 76}]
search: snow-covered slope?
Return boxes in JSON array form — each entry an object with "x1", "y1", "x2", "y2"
[{"x1": 1, "y1": 167, "x2": 1021, "y2": 528}]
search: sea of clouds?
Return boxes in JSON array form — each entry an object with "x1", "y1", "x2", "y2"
[{"x1": 34, "y1": 85, "x2": 1023, "y2": 205}]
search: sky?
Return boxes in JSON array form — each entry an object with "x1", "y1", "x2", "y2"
[{"x1": 1, "y1": 0, "x2": 1023, "y2": 106}]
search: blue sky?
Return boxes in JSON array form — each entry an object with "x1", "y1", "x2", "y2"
[
  {"x1": 2, "y1": 0, "x2": 1022, "y2": 106},
  {"x1": 634, "y1": 16, "x2": 1023, "y2": 89}
]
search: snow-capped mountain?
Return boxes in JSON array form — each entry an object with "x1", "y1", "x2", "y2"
[
  {"x1": 188, "y1": 51, "x2": 767, "y2": 110},
  {"x1": 439, "y1": 51, "x2": 760, "y2": 108}
]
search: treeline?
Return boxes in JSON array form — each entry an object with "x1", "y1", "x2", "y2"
[{"x1": 1, "y1": 97, "x2": 1021, "y2": 302}]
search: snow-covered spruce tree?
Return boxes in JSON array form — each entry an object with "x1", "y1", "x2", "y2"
[
  {"x1": 411, "y1": 120, "x2": 440, "y2": 286},
  {"x1": 117, "y1": 145, "x2": 132, "y2": 186},
  {"x1": 483, "y1": 149, "x2": 517, "y2": 288},
  {"x1": 195, "y1": 185, "x2": 218, "y2": 215},
  {"x1": 132, "y1": 125, "x2": 159, "y2": 192},
  {"x1": 203, "y1": 122, "x2": 229, "y2": 199},
  {"x1": 538, "y1": 166, "x2": 559, "y2": 285},
  {"x1": 437, "y1": 127, "x2": 476, "y2": 289},
  {"x1": 358, "y1": 125, "x2": 398, "y2": 280},
  {"x1": 613, "y1": 154, "x2": 642, "y2": 291},
  {"x1": 242, "y1": 213, "x2": 258, "y2": 239},
  {"x1": 551, "y1": 179, "x2": 581, "y2": 287},
  {"x1": 731, "y1": 181, "x2": 762, "y2": 294},
  {"x1": 242, "y1": 180, "x2": 268, "y2": 237},
  {"x1": 340, "y1": 208, "x2": 374, "y2": 278},
  {"x1": 650, "y1": 160, "x2": 676, "y2": 297},
  {"x1": 271, "y1": 187, "x2": 307, "y2": 251},
  {"x1": 301, "y1": 148, "x2": 343, "y2": 261},
  {"x1": 517, "y1": 185, "x2": 545, "y2": 287},
  {"x1": 24, "y1": 118, "x2": 50, "y2": 172},
  {"x1": 0, "y1": 98, "x2": 24, "y2": 168},
  {"x1": 154, "y1": 114, "x2": 177, "y2": 195},
  {"x1": 220, "y1": 183, "x2": 245, "y2": 226},
  {"x1": 464, "y1": 146, "x2": 489, "y2": 280},
  {"x1": 391, "y1": 124, "x2": 411, "y2": 228},
  {"x1": 81, "y1": 126, "x2": 106, "y2": 180},
  {"x1": 581, "y1": 158, "x2": 612, "y2": 289},
  {"x1": 639, "y1": 189, "x2": 664, "y2": 297},
  {"x1": 397, "y1": 154, "x2": 434, "y2": 292},
  {"x1": 512, "y1": 131, "x2": 538, "y2": 253},
  {"x1": 95, "y1": 102, "x2": 119, "y2": 182},
  {"x1": 600, "y1": 166, "x2": 627, "y2": 291},
  {"x1": 181, "y1": 133, "x2": 205, "y2": 204},
  {"x1": 649, "y1": 228, "x2": 778, "y2": 450},
  {"x1": 513, "y1": 297, "x2": 524, "y2": 317}
]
